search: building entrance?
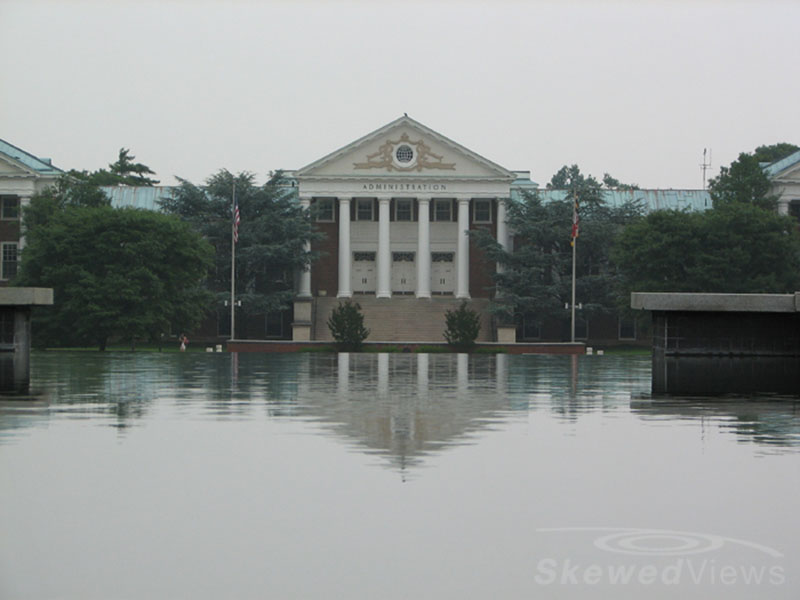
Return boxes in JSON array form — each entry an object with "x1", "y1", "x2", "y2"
[
  {"x1": 431, "y1": 252, "x2": 455, "y2": 294},
  {"x1": 352, "y1": 251, "x2": 376, "y2": 293},
  {"x1": 392, "y1": 252, "x2": 415, "y2": 294}
]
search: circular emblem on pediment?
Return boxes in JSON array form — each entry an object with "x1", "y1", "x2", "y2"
[{"x1": 395, "y1": 145, "x2": 414, "y2": 163}]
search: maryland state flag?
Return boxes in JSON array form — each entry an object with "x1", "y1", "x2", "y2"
[{"x1": 570, "y1": 194, "x2": 579, "y2": 246}]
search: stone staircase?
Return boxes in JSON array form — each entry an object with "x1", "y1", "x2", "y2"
[{"x1": 313, "y1": 296, "x2": 493, "y2": 343}]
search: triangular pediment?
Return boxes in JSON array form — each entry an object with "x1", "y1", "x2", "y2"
[
  {"x1": 297, "y1": 116, "x2": 515, "y2": 181},
  {"x1": 0, "y1": 153, "x2": 39, "y2": 178},
  {"x1": 0, "y1": 139, "x2": 63, "y2": 179},
  {"x1": 772, "y1": 158, "x2": 800, "y2": 183}
]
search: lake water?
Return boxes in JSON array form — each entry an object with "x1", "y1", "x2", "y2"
[{"x1": 1, "y1": 351, "x2": 799, "y2": 599}]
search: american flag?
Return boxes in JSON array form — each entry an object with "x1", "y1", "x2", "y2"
[
  {"x1": 233, "y1": 198, "x2": 240, "y2": 243},
  {"x1": 570, "y1": 194, "x2": 579, "y2": 245}
]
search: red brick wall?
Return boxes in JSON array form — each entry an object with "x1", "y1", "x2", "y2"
[
  {"x1": 311, "y1": 221, "x2": 338, "y2": 296},
  {"x1": 468, "y1": 200, "x2": 498, "y2": 298}
]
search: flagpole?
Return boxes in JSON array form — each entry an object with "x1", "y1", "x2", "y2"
[
  {"x1": 230, "y1": 180, "x2": 236, "y2": 341},
  {"x1": 571, "y1": 234, "x2": 576, "y2": 343},
  {"x1": 570, "y1": 190, "x2": 577, "y2": 343}
]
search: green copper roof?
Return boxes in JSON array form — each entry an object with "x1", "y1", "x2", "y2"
[
  {"x1": 763, "y1": 150, "x2": 800, "y2": 178},
  {"x1": 532, "y1": 188, "x2": 711, "y2": 212},
  {"x1": 102, "y1": 186, "x2": 175, "y2": 211},
  {"x1": 0, "y1": 138, "x2": 63, "y2": 176}
]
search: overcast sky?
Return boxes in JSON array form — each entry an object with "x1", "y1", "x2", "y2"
[{"x1": 1, "y1": 0, "x2": 797, "y2": 189}]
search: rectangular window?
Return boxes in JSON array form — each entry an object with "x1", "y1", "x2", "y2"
[
  {"x1": 1, "y1": 197, "x2": 19, "y2": 220},
  {"x1": 356, "y1": 199, "x2": 374, "y2": 221},
  {"x1": 618, "y1": 316, "x2": 636, "y2": 340},
  {"x1": 1, "y1": 243, "x2": 18, "y2": 280},
  {"x1": 473, "y1": 199, "x2": 492, "y2": 223},
  {"x1": 314, "y1": 198, "x2": 335, "y2": 222},
  {"x1": 0, "y1": 309, "x2": 13, "y2": 345},
  {"x1": 433, "y1": 199, "x2": 452, "y2": 222},
  {"x1": 789, "y1": 201, "x2": 800, "y2": 222},
  {"x1": 395, "y1": 199, "x2": 413, "y2": 222}
]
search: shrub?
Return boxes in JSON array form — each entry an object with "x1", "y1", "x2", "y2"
[
  {"x1": 443, "y1": 300, "x2": 481, "y2": 352},
  {"x1": 327, "y1": 300, "x2": 370, "y2": 351}
]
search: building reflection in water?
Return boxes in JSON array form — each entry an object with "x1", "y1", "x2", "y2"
[
  {"x1": 1, "y1": 352, "x2": 798, "y2": 466},
  {"x1": 296, "y1": 353, "x2": 515, "y2": 475}
]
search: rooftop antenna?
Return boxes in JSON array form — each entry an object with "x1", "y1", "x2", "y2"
[{"x1": 700, "y1": 148, "x2": 712, "y2": 189}]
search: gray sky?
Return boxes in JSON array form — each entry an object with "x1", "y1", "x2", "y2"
[{"x1": 1, "y1": 0, "x2": 797, "y2": 189}]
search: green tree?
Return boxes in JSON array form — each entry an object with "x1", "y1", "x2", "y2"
[
  {"x1": 472, "y1": 166, "x2": 643, "y2": 336},
  {"x1": 612, "y1": 203, "x2": 800, "y2": 294},
  {"x1": 327, "y1": 300, "x2": 369, "y2": 351},
  {"x1": 752, "y1": 143, "x2": 799, "y2": 164},
  {"x1": 443, "y1": 300, "x2": 481, "y2": 352},
  {"x1": 17, "y1": 204, "x2": 214, "y2": 350},
  {"x1": 69, "y1": 148, "x2": 160, "y2": 187},
  {"x1": 162, "y1": 170, "x2": 322, "y2": 334},
  {"x1": 709, "y1": 152, "x2": 777, "y2": 210}
]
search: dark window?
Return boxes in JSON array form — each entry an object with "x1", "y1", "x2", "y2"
[
  {"x1": 619, "y1": 316, "x2": 636, "y2": 340},
  {"x1": 314, "y1": 198, "x2": 334, "y2": 222},
  {"x1": 395, "y1": 199, "x2": 413, "y2": 221},
  {"x1": 356, "y1": 199, "x2": 374, "y2": 221},
  {"x1": 575, "y1": 317, "x2": 588, "y2": 340},
  {"x1": 522, "y1": 315, "x2": 541, "y2": 340},
  {"x1": 1, "y1": 197, "x2": 19, "y2": 220},
  {"x1": 433, "y1": 199, "x2": 452, "y2": 222},
  {"x1": 473, "y1": 199, "x2": 492, "y2": 223},
  {"x1": 265, "y1": 311, "x2": 284, "y2": 338},
  {"x1": 1, "y1": 243, "x2": 18, "y2": 280}
]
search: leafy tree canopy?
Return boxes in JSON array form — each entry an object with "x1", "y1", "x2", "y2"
[
  {"x1": 17, "y1": 204, "x2": 214, "y2": 350},
  {"x1": 612, "y1": 203, "x2": 800, "y2": 295},
  {"x1": 444, "y1": 300, "x2": 481, "y2": 351},
  {"x1": 709, "y1": 152, "x2": 776, "y2": 209},
  {"x1": 752, "y1": 143, "x2": 799, "y2": 164},
  {"x1": 473, "y1": 165, "x2": 644, "y2": 327},
  {"x1": 327, "y1": 300, "x2": 370, "y2": 351},
  {"x1": 161, "y1": 169, "x2": 323, "y2": 320},
  {"x1": 24, "y1": 175, "x2": 111, "y2": 231},
  {"x1": 70, "y1": 148, "x2": 159, "y2": 186}
]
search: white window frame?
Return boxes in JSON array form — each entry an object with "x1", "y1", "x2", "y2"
[
  {"x1": 1, "y1": 242, "x2": 18, "y2": 281},
  {"x1": 433, "y1": 198, "x2": 452, "y2": 222},
  {"x1": 473, "y1": 199, "x2": 492, "y2": 224},
  {"x1": 394, "y1": 198, "x2": 413, "y2": 222},
  {"x1": 356, "y1": 198, "x2": 374, "y2": 221},
  {"x1": 314, "y1": 198, "x2": 335, "y2": 223},
  {"x1": 0, "y1": 197, "x2": 19, "y2": 221}
]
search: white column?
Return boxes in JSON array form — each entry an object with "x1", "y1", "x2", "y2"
[
  {"x1": 376, "y1": 197, "x2": 392, "y2": 299},
  {"x1": 495, "y1": 197, "x2": 508, "y2": 295},
  {"x1": 298, "y1": 197, "x2": 312, "y2": 297},
  {"x1": 18, "y1": 196, "x2": 31, "y2": 250},
  {"x1": 456, "y1": 198, "x2": 470, "y2": 299},
  {"x1": 416, "y1": 352, "x2": 429, "y2": 396},
  {"x1": 337, "y1": 197, "x2": 352, "y2": 298},
  {"x1": 778, "y1": 199, "x2": 790, "y2": 216},
  {"x1": 337, "y1": 352, "x2": 350, "y2": 398},
  {"x1": 378, "y1": 352, "x2": 389, "y2": 397},
  {"x1": 416, "y1": 197, "x2": 431, "y2": 298}
]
